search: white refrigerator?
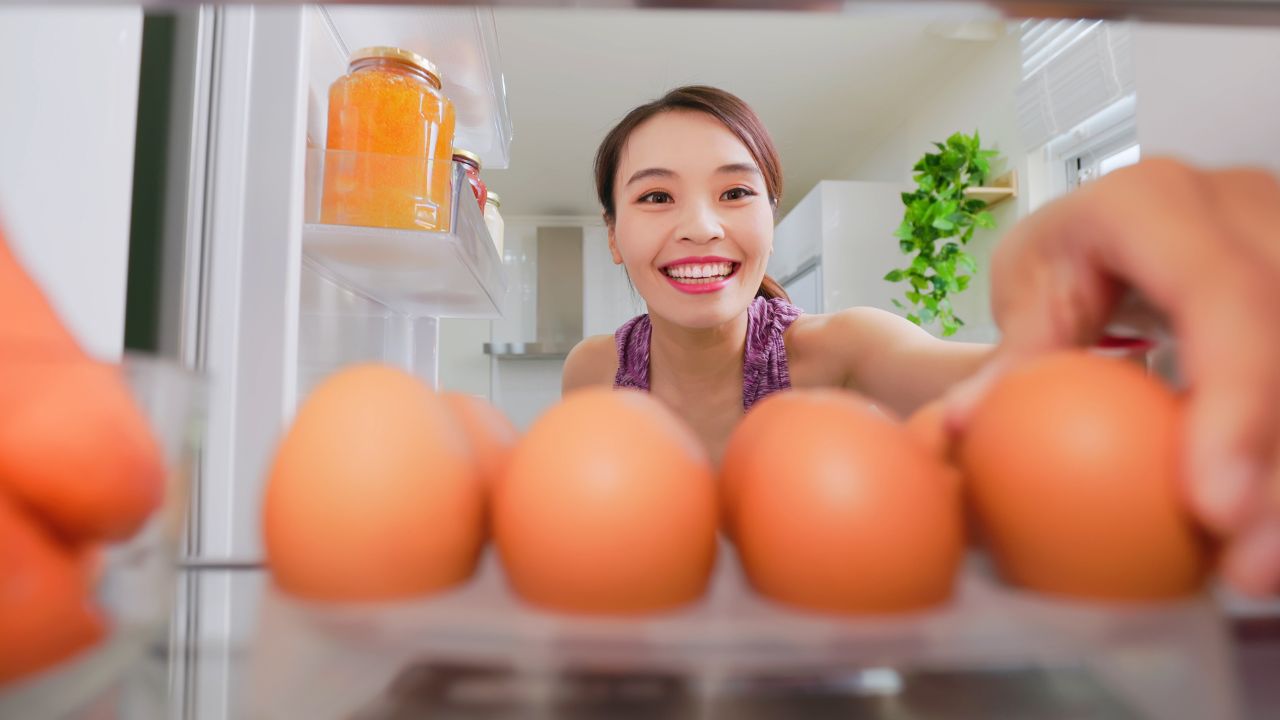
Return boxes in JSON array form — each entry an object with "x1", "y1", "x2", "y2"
[{"x1": 141, "y1": 6, "x2": 513, "y2": 716}]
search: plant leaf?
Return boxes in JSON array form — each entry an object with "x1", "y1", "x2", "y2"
[{"x1": 883, "y1": 269, "x2": 904, "y2": 282}]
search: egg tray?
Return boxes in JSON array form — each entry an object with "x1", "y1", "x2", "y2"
[{"x1": 246, "y1": 546, "x2": 1242, "y2": 720}]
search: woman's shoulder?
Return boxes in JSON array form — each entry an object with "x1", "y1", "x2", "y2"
[
  {"x1": 787, "y1": 305, "x2": 910, "y2": 344},
  {"x1": 785, "y1": 306, "x2": 925, "y2": 383},
  {"x1": 562, "y1": 333, "x2": 620, "y2": 393}
]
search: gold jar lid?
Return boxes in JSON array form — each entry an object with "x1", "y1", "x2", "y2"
[
  {"x1": 350, "y1": 46, "x2": 442, "y2": 88},
  {"x1": 485, "y1": 191, "x2": 501, "y2": 208},
  {"x1": 452, "y1": 149, "x2": 482, "y2": 169}
]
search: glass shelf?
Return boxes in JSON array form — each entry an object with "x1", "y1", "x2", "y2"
[{"x1": 302, "y1": 150, "x2": 508, "y2": 319}]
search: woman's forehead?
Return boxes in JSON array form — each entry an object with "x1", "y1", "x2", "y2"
[{"x1": 618, "y1": 111, "x2": 758, "y2": 177}]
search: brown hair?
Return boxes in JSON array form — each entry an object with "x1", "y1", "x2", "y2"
[{"x1": 593, "y1": 85, "x2": 790, "y2": 302}]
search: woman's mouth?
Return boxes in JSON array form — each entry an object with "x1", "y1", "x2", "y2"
[
  {"x1": 661, "y1": 261, "x2": 740, "y2": 294},
  {"x1": 662, "y1": 261, "x2": 739, "y2": 283}
]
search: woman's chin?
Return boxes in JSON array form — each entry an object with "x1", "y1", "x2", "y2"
[{"x1": 647, "y1": 293, "x2": 754, "y2": 330}]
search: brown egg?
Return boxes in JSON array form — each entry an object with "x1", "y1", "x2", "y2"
[
  {"x1": 264, "y1": 364, "x2": 485, "y2": 601},
  {"x1": 494, "y1": 388, "x2": 718, "y2": 615},
  {"x1": 0, "y1": 361, "x2": 166, "y2": 542},
  {"x1": 724, "y1": 389, "x2": 963, "y2": 614},
  {"x1": 718, "y1": 391, "x2": 778, "y2": 541},
  {"x1": 905, "y1": 398, "x2": 952, "y2": 461},
  {"x1": 441, "y1": 391, "x2": 519, "y2": 491},
  {"x1": 905, "y1": 398, "x2": 981, "y2": 548},
  {"x1": 0, "y1": 493, "x2": 107, "y2": 686},
  {"x1": 958, "y1": 351, "x2": 1210, "y2": 601}
]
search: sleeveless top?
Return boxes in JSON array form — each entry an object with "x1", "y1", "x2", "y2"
[{"x1": 613, "y1": 296, "x2": 803, "y2": 412}]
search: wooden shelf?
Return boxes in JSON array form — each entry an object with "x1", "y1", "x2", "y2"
[{"x1": 964, "y1": 170, "x2": 1017, "y2": 208}]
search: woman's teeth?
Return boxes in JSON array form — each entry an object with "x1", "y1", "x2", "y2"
[{"x1": 663, "y1": 262, "x2": 737, "y2": 283}]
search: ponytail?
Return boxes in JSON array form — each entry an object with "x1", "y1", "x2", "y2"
[{"x1": 756, "y1": 274, "x2": 790, "y2": 302}]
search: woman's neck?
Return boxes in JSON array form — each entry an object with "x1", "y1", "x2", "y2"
[{"x1": 647, "y1": 308, "x2": 750, "y2": 392}]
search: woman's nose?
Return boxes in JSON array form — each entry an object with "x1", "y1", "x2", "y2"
[{"x1": 676, "y1": 200, "x2": 723, "y2": 245}]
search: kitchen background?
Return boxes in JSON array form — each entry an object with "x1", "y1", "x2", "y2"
[{"x1": 414, "y1": 7, "x2": 1280, "y2": 430}]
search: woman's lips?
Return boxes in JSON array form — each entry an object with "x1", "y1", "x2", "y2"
[{"x1": 661, "y1": 261, "x2": 740, "y2": 295}]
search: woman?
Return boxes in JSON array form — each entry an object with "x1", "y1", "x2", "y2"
[{"x1": 563, "y1": 86, "x2": 1280, "y2": 596}]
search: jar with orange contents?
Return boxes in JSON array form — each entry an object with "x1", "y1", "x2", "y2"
[{"x1": 321, "y1": 47, "x2": 457, "y2": 232}]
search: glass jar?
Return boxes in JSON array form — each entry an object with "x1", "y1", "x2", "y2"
[
  {"x1": 453, "y1": 149, "x2": 487, "y2": 212},
  {"x1": 321, "y1": 46, "x2": 456, "y2": 231},
  {"x1": 483, "y1": 191, "x2": 504, "y2": 257}
]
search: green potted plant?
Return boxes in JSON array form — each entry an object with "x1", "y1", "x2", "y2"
[{"x1": 885, "y1": 131, "x2": 999, "y2": 337}]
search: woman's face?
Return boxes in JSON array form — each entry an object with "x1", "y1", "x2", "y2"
[{"x1": 609, "y1": 110, "x2": 774, "y2": 329}]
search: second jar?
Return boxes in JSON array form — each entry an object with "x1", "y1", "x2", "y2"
[
  {"x1": 453, "y1": 149, "x2": 487, "y2": 212},
  {"x1": 322, "y1": 46, "x2": 456, "y2": 232}
]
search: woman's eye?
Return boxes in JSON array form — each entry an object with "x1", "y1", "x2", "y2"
[
  {"x1": 638, "y1": 191, "x2": 672, "y2": 204},
  {"x1": 722, "y1": 187, "x2": 756, "y2": 201}
]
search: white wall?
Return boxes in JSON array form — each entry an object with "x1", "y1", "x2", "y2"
[
  {"x1": 770, "y1": 179, "x2": 912, "y2": 317},
  {"x1": 1134, "y1": 23, "x2": 1280, "y2": 173},
  {"x1": 582, "y1": 224, "x2": 645, "y2": 337},
  {"x1": 0, "y1": 7, "x2": 143, "y2": 359},
  {"x1": 491, "y1": 358, "x2": 563, "y2": 430},
  {"x1": 484, "y1": 219, "x2": 644, "y2": 428},
  {"x1": 834, "y1": 31, "x2": 1025, "y2": 344},
  {"x1": 819, "y1": 181, "x2": 917, "y2": 314},
  {"x1": 437, "y1": 318, "x2": 492, "y2": 397},
  {"x1": 767, "y1": 183, "x2": 822, "y2": 286}
]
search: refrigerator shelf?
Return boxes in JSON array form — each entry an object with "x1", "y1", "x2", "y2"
[{"x1": 302, "y1": 153, "x2": 508, "y2": 319}]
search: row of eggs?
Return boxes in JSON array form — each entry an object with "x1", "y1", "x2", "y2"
[{"x1": 263, "y1": 352, "x2": 1210, "y2": 615}]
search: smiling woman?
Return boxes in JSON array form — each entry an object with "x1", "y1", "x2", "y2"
[
  {"x1": 595, "y1": 86, "x2": 788, "y2": 314},
  {"x1": 562, "y1": 85, "x2": 993, "y2": 462}
]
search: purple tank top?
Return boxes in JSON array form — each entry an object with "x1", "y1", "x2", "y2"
[{"x1": 613, "y1": 296, "x2": 803, "y2": 412}]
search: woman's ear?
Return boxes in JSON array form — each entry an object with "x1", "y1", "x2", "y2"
[{"x1": 607, "y1": 223, "x2": 623, "y2": 265}]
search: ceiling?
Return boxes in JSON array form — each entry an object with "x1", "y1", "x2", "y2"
[{"x1": 482, "y1": 8, "x2": 1000, "y2": 218}]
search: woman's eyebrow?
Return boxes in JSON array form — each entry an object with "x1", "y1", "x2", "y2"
[
  {"x1": 717, "y1": 162, "x2": 761, "y2": 177},
  {"x1": 625, "y1": 163, "x2": 760, "y2": 187},
  {"x1": 625, "y1": 167, "x2": 676, "y2": 186}
]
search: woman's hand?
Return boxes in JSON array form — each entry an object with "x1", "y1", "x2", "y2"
[{"x1": 948, "y1": 157, "x2": 1280, "y2": 596}]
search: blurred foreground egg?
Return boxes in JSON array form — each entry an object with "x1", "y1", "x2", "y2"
[
  {"x1": 958, "y1": 352, "x2": 1210, "y2": 601},
  {"x1": 0, "y1": 493, "x2": 106, "y2": 685},
  {"x1": 442, "y1": 391, "x2": 519, "y2": 491},
  {"x1": 264, "y1": 364, "x2": 484, "y2": 601},
  {"x1": 494, "y1": 388, "x2": 718, "y2": 615},
  {"x1": 0, "y1": 361, "x2": 165, "y2": 543},
  {"x1": 723, "y1": 389, "x2": 963, "y2": 614}
]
